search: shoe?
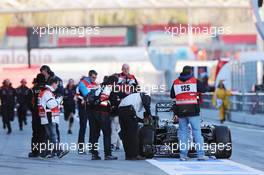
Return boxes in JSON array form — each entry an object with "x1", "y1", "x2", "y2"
[
  {"x1": 180, "y1": 157, "x2": 189, "y2": 161},
  {"x1": 68, "y1": 130, "x2": 72, "y2": 134},
  {"x1": 220, "y1": 119, "x2": 225, "y2": 124},
  {"x1": 3, "y1": 124, "x2": 6, "y2": 129},
  {"x1": 28, "y1": 152, "x2": 39, "y2": 158},
  {"x1": 39, "y1": 150, "x2": 49, "y2": 158},
  {"x1": 45, "y1": 152, "x2": 55, "y2": 158},
  {"x1": 126, "y1": 155, "x2": 145, "y2": 161},
  {"x1": 78, "y1": 150, "x2": 87, "y2": 155},
  {"x1": 135, "y1": 155, "x2": 145, "y2": 160},
  {"x1": 19, "y1": 127, "x2": 23, "y2": 131},
  {"x1": 7, "y1": 130, "x2": 11, "y2": 135},
  {"x1": 24, "y1": 121, "x2": 27, "y2": 125},
  {"x1": 91, "y1": 154, "x2": 101, "y2": 160},
  {"x1": 105, "y1": 155, "x2": 118, "y2": 160},
  {"x1": 197, "y1": 156, "x2": 209, "y2": 161},
  {"x1": 57, "y1": 150, "x2": 69, "y2": 159}
]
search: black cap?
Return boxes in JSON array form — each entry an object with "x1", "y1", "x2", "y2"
[
  {"x1": 106, "y1": 75, "x2": 118, "y2": 85},
  {"x1": 40, "y1": 65, "x2": 51, "y2": 72},
  {"x1": 35, "y1": 73, "x2": 46, "y2": 85},
  {"x1": 182, "y1": 66, "x2": 193, "y2": 74}
]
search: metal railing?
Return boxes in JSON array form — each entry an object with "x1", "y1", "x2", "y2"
[
  {"x1": 152, "y1": 92, "x2": 264, "y2": 114},
  {"x1": 202, "y1": 92, "x2": 264, "y2": 114}
]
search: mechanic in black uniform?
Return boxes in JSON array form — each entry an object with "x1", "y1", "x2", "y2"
[
  {"x1": 16, "y1": 79, "x2": 30, "y2": 131},
  {"x1": 28, "y1": 74, "x2": 47, "y2": 157},
  {"x1": 111, "y1": 64, "x2": 140, "y2": 151},
  {"x1": 118, "y1": 92, "x2": 152, "y2": 160},
  {"x1": 0, "y1": 79, "x2": 16, "y2": 134},
  {"x1": 89, "y1": 75, "x2": 118, "y2": 160},
  {"x1": 116, "y1": 63, "x2": 139, "y2": 96},
  {"x1": 40, "y1": 65, "x2": 64, "y2": 142},
  {"x1": 63, "y1": 79, "x2": 76, "y2": 134}
]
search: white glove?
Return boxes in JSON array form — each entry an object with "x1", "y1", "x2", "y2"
[{"x1": 56, "y1": 96, "x2": 63, "y2": 105}]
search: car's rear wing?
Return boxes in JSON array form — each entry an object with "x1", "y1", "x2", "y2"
[{"x1": 155, "y1": 101, "x2": 175, "y2": 115}]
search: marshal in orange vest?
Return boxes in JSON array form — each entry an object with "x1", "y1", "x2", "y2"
[{"x1": 173, "y1": 77, "x2": 199, "y2": 105}]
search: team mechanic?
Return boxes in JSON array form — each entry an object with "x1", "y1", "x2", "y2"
[
  {"x1": 77, "y1": 70, "x2": 99, "y2": 154},
  {"x1": 118, "y1": 92, "x2": 152, "y2": 160},
  {"x1": 110, "y1": 64, "x2": 140, "y2": 151},
  {"x1": 38, "y1": 77, "x2": 69, "y2": 158},
  {"x1": 28, "y1": 74, "x2": 46, "y2": 158},
  {"x1": 40, "y1": 65, "x2": 64, "y2": 142}
]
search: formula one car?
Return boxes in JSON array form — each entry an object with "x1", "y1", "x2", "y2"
[{"x1": 139, "y1": 101, "x2": 232, "y2": 159}]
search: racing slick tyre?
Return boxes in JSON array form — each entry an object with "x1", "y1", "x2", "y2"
[
  {"x1": 142, "y1": 145, "x2": 155, "y2": 159},
  {"x1": 139, "y1": 126, "x2": 155, "y2": 159},
  {"x1": 214, "y1": 125, "x2": 232, "y2": 159}
]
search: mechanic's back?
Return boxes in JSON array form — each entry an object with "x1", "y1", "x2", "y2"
[{"x1": 170, "y1": 66, "x2": 206, "y2": 117}]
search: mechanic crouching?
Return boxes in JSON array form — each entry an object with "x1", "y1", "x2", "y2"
[
  {"x1": 118, "y1": 92, "x2": 152, "y2": 160},
  {"x1": 170, "y1": 66, "x2": 207, "y2": 161}
]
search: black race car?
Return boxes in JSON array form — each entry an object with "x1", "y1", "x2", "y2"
[{"x1": 139, "y1": 101, "x2": 232, "y2": 159}]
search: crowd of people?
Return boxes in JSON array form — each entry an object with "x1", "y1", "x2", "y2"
[
  {"x1": 0, "y1": 78, "x2": 29, "y2": 134},
  {"x1": 0, "y1": 63, "x2": 152, "y2": 160},
  {"x1": 0, "y1": 64, "x2": 208, "y2": 161}
]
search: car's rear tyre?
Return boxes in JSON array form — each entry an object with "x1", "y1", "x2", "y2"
[
  {"x1": 214, "y1": 125, "x2": 232, "y2": 159},
  {"x1": 139, "y1": 126, "x2": 155, "y2": 159},
  {"x1": 142, "y1": 145, "x2": 155, "y2": 159}
]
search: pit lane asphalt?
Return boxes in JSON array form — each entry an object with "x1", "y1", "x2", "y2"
[{"x1": 0, "y1": 108, "x2": 263, "y2": 175}]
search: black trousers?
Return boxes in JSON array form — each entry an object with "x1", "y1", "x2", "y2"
[
  {"x1": 118, "y1": 105, "x2": 139, "y2": 158},
  {"x1": 56, "y1": 124, "x2": 60, "y2": 142},
  {"x1": 1, "y1": 105, "x2": 14, "y2": 132},
  {"x1": 63, "y1": 102, "x2": 76, "y2": 121},
  {"x1": 78, "y1": 104, "x2": 90, "y2": 150},
  {"x1": 31, "y1": 111, "x2": 46, "y2": 154},
  {"x1": 89, "y1": 110, "x2": 111, "y2": 156},
  {"x1": 17, "y1": 106, "x2": 27, "y2": 129}
]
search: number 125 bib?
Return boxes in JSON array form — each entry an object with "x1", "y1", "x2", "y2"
[{"x1": 173, "y1": 77, "x2": 198, "y2": 105}]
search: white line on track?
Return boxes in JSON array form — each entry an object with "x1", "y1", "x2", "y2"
[{"x1": 147, "y1": 158, "x2": 264, "y2": 175}]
